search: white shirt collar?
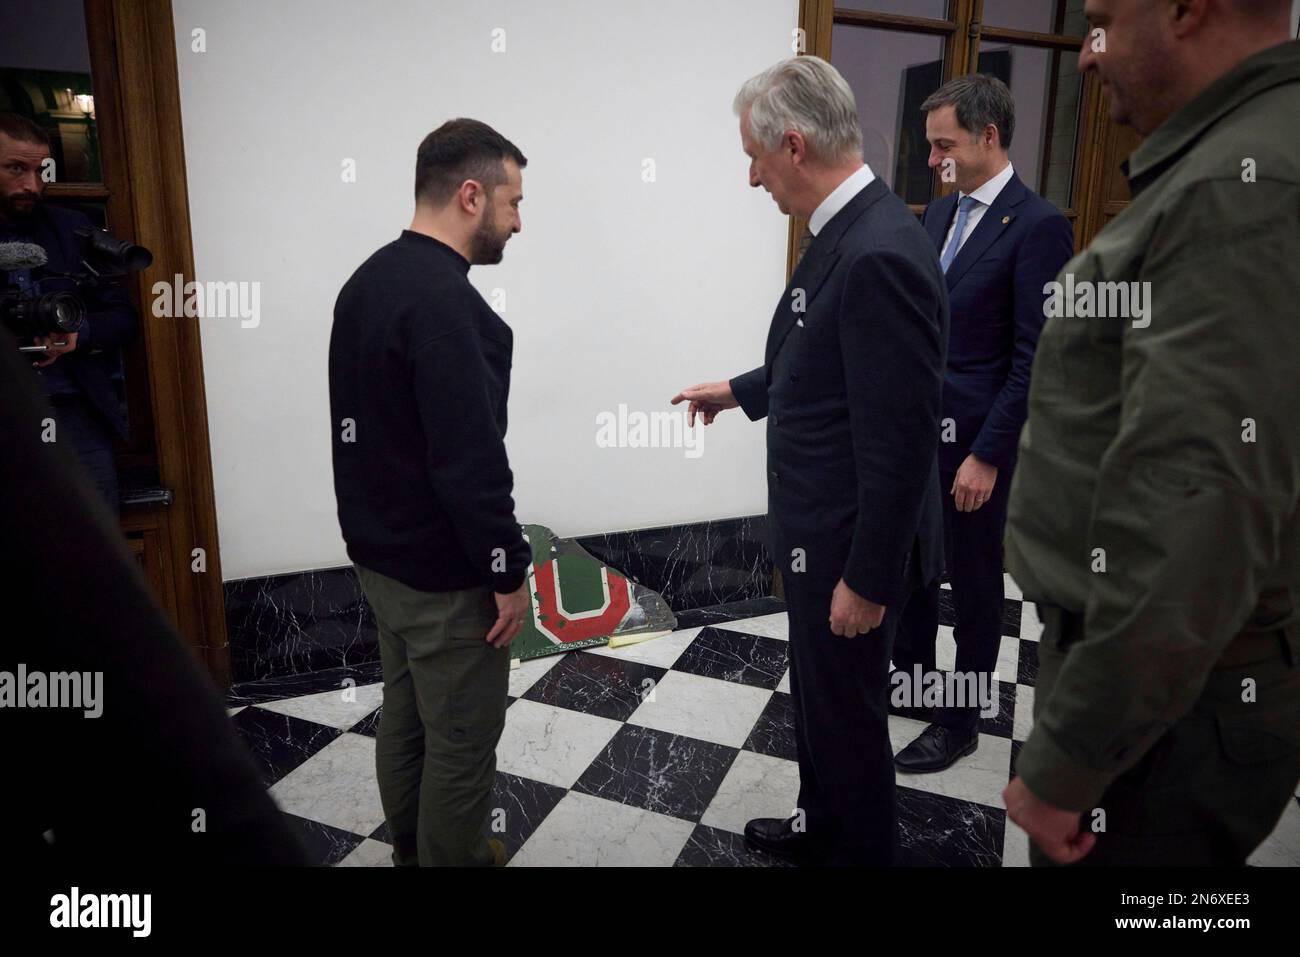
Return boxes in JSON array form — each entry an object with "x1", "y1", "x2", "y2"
[
  {"x1": 808, "y1": 163, "x2": 876, "y2": 236},
  {"x1": 961, "y1": 162, "x2": 1015, "y2": 208}
]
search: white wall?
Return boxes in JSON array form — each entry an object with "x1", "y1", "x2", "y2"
[{"x1": 172, "y1": 0, "x2": 799, "y2": 581}]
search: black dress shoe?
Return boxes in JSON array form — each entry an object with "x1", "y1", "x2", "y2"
[
  {"x1": 744, "y1": 816, "x2": 825, "y2": 864},
  {"x1": 894, "y1": 722, "x2": 978, "y2": 773}
]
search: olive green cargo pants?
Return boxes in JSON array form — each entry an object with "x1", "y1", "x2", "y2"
[
  {"x1": 355, "y1": 564, "x2": 509, "y2": 867},
  {"x1": 1030, "y1": 607, "x2": 1300, "y2": 866}
]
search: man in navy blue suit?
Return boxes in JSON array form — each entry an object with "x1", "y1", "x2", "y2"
[
  {"x1": 891, "y1": 75, "x2": 1074, "y2": 772},
  {"x1": 674, "y1": 56, "x2": 948, "y2": 865}
]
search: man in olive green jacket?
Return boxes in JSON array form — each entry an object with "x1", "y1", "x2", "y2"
[{"x1": 1003, "y1": 0, "x2": 1300, "y2": 866}]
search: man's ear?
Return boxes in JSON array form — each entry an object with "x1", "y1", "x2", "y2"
[
  {"x1": 785, "y1": 129, "x2": 807, "y2": 164},
  {"x1": 458, "y1": 179, "x2": 482, "y2": 215},
  {"x1": 1167, "y1": 0, "x2": 1212, "y2": 39}
]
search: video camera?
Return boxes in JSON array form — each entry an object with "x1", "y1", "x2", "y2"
[{"x1": 0, "y1": 227, "x2": 152, "y2": 349}]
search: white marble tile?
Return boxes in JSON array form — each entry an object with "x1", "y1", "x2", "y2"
[
  {"x1": 508, "y1": 653, "x2": 563, "y2": 698},
  {"x1": 935, "y1": 624, "x2": 957, "y2": 671},
  {"x1": 494, "y1": 698, "x2": 622, "y2": 789},
  {"x1": 626, "y1": 670, "x2": 773, "y2": 749},
  {"x1": 699, "y1": 749, "x2": 801, "y2": 835},
  {"x1": 336, "y1": 838, "x2": 394, "y2": 867},
  {"x1": 1020, "y1": 603, "x2": 1044, "y2": 642},
  {"x1": 267, "y1": 732, "x2": 385, "y2": 836},
  {"x1": 1247, "y1": 797, "x2": 1300, "y2": 867},
  {"x1": 714, "y1": 612, "x2": 789, "y2": 641},
  {"x1": 1001, "y1": 816, "x2": 1031, "y2": 867},
  {"x1": 507, "y1": 791, "x2": 693, "y2": 867},
  {"x1": 227, "y1": 706, "x2": 246, "y2": 718},
  {"x1": 777, "y1": 667, "x2": 790, "y2": 694},
  {"x1": 255, "y1": 682, "x2": 384, "y2": 730},
  {"x1": 890, "y1": 724, "x2": 1013, "y2": 810},
  {"x1": 996, "y1": 634, "x2": 1020, "y2": 682},
  {"x1": 887, "y1": 713, "x2": 930, "y2": 743},
  {"x1": 1013, "y1": 684, "x2": 1035, "y2": 742},
  {"x1": 1003, "y1": 573, "x2": 1023, "y2": 601},
  {"x1": 583, "y1": 627, "x2": 702, "y2": 668}
]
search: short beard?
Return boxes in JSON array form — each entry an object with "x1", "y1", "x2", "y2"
[
  {"x1": 468, "y1": 208, "x2": 507, "y2": 265},
  {"x1": 0, "y1": 193, "x2": 39, "y2": 222}
]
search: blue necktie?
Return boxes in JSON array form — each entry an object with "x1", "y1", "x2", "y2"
[{"x1": 940, "y1": 195, "x2": 978, "y2": 274}]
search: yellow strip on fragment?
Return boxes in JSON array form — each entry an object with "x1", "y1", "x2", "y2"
[{"x1": 606, "y1": 630, "x2": 672, "y2": 649}]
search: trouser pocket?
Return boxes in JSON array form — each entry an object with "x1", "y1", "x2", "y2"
[{"x1": 443, "y1": 586, "x2": 509, "y2": 747}]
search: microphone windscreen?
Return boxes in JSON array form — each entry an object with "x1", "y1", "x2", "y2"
[{"x1": 0, "y1": 241, "x2": 49, "y2": 271}]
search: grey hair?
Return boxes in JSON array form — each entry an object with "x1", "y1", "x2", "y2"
[
  {"x1": 732, "y1": 56, "x2": 863, "y2": 164},
  {"x1": 921, "y1": 74, "x2": 1016, "y2": 150}
]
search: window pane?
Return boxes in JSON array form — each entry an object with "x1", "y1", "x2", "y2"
[
  {"x1": 832, "y1": 24, "x2": 947, "y2": 206},
  {"x1": 977, "y1": 43, "x2": 1082, "y2": 210},
  {"x1": 0, "y1": 0, "x2": 102, "y2": 184},
  {"x1": 835, "y1": 0, "x2": 950, "y2": 18},
  {"x1": 980, "y1": 0, "x2": 1089, "y2": 38}
]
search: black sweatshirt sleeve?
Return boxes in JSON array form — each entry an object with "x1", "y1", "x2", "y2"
[{"x1": 410, "y1": 315, "x2": 531, "y2": 594}]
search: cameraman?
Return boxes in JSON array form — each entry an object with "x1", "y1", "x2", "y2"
[{"x1": 0, "y1": 112, "x2": 139, "y2": 513}]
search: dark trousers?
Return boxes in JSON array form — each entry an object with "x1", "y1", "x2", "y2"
[
  {"x1": 46, "y1": 394, "x2": 119, "y2": 515},
  {"x1": 894, "y1": 467, "x2": 1011, "y2": 730},
  {"x1": 355, "y1": 564, "x2": 507, "y2": 867},
  {"x1": 1031, "y1": 607, "x2": 1300, "y2": 866},
  {"x1": 785, "y1": 560, "x2": 920, "y2": 866}
]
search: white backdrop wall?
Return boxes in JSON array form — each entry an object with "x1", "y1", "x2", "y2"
[{"x1": 172, "y1": 0, "x2": 799, "y2": 581}]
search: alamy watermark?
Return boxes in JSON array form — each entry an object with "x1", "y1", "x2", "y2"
[
  {"x1": 1, "y1": 665, "x2": 102, "y2": 718},
  {"x1": 1043, "y1": 274, "x2": 1152, "y2": 328},
  {"x1": 50, "y1": 887, "x2": 150, "y2": 937},
  {"x1": 151, "y1": 274, "x2": 261, "y2": 328},
  {"x1": 890, "y1": 665, "x2": 999, "y2": 717},
  {"x1": 595, "y1": 403, "x2": 704, "y2": 459}
]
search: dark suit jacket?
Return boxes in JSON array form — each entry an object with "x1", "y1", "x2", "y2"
[
  {"x1": 920, "y1": 172, "x2": 1073, "y2": 474},
  {"x1": 731, "y1": 177, "x2": 949, "y2": 606},
  {"x1": 0, "y1": 202, "x2": 140, "y2": 438}
]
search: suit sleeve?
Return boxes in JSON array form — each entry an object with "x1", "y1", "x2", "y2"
[
  {"x1": 730, "y1": 365, "x2": 768, "y2": 421},
  {"x1": 1014, "y1": 179, "x2": 1300, "y2": 811},
  {"x1": 969, "y1": 211, "x2": 1073, "y2": 470},
  {"x1": 411, "y1": 313, "x2": 531, "y2": 594},
  {"x1": 839, "y1": 246, "x2": 946, "y2": 606}
]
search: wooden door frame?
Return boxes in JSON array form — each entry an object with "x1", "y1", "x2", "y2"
[{"x1": 82, "y1": 0, "x2": 230, "y2": 685}]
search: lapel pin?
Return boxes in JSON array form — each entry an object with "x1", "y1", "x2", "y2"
[
  {"x1": 796, "y1": 318, "x2": 804, "y2": 327},
  {"x1": 1002, "y1": 216, "x2": 1011, "y2": 225}
]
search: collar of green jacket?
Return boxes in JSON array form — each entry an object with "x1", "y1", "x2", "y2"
[{"x1": 1124, "y1": 39, "x2": 1300, "y2": 196}]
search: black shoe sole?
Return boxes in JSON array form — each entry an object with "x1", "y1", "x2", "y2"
[{"x1": 743, "y1": 834, "x2": 824, "y2": 866}]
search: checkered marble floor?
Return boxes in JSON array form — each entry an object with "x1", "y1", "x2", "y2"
[{"x1": 225, "y1": 576, "x2": 1300, "y2": 867}]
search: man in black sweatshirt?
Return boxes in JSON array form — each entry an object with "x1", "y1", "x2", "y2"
[{"x1": 328, "y1": 118, "x2": 532, "y2": 867}]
